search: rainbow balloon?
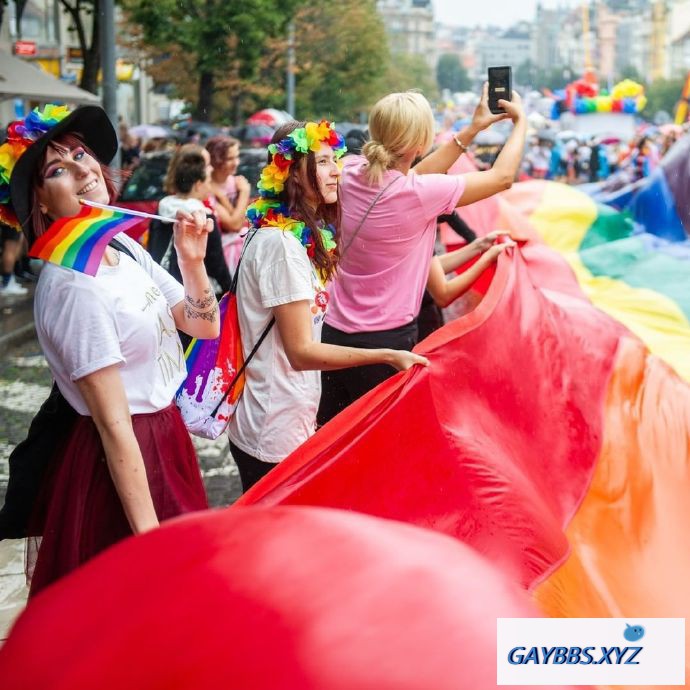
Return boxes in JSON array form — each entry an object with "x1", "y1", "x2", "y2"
[{"x1": 28, "y1": 204, "x2": 141, "y2": 275}]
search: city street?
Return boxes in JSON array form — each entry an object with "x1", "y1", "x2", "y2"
[{"x1": 0, "y1": 335, "x2": 242, "y2": 642}]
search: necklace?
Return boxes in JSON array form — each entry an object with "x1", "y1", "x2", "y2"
[{"x1": 246, "y1": 198, "x2": 336, "y2": 261}]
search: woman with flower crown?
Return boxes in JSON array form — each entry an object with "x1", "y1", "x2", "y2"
[
  {"x1": 0, "y1": 104, "x2": 218, "y2": 594},
  {"x1": 227, "y1": 120, "x2": 429, "y2": 491}
]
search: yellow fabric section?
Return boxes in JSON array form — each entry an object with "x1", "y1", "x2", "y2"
[
  {"x1": 563, "y1": 252, "x2": 690, "y2": 383},
  {"x1": 527, "y1": 183, "x2": 597, "y2": 253},
  {"x1": 534, "y1": 337, "x2": 690, "y2": 688}
]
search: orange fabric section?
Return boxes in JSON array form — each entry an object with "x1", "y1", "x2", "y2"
[{"x1": 534, "y1": 336, "x2": 690, "y2": 685}]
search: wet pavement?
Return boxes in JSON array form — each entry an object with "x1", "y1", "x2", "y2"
[{"x1": 0, "y1": 335, "x2": 243, "y2": 642}]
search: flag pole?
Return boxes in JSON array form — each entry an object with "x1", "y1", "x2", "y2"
[{"x1": 80, "y1": 199, "x2": 176, "y2": 223}]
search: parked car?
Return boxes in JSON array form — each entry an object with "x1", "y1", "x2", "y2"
[
  {"x1": 169, "y1": 119, "x2": 222, "y2": 143},
  {"x1": 115, "y1": 147, "x2": 267, "y2": 240},
  {"x1": 228, "y1": 124, "x2": 274, "y2": 147}
]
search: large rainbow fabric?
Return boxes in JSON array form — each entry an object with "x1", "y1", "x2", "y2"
[
  {"x1": 1, "y1": 142, "x2": 689, "y2": 688},
  {"x1": 28, "y1": 205, "x2": 141, "y2": 276}
]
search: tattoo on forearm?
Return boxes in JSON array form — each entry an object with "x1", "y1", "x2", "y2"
[
  {"x1": 184, "y1": 299, "x2": 219, "y2": 322},
  {"x1": 185, "y1": 289, "x2": 215, "y2": 310}
]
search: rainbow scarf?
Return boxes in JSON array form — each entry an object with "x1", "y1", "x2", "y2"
[{"x1": 29, "y1": 205, "x2": 141, "y2": 276}]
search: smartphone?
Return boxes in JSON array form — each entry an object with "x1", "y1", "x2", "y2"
[{"x1": 488, "y1": 66, "x2": 512, "y2": 114}]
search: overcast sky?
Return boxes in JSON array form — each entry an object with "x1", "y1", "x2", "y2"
[{"x1": 433, "y1": 0, "x2": 573, "y2": 28}]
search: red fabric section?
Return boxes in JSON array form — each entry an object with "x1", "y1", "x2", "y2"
[
  {"x1": 238, "y1": 249, "x2": 626, "y2": 589},
  {"x1": 0, "y1": 506, "x2": 579, "y2": 690},
  {"x1": 28, "y1": 404, "x2": 207, "y2": 596}
]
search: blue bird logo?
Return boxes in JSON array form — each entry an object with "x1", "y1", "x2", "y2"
[{"x1": 624, "y1": 624, "x2": 645, "y2": 642}]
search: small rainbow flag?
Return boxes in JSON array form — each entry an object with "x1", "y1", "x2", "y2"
[{"x1": 28, "y1": 205, "x2": 142, "y2": 276}]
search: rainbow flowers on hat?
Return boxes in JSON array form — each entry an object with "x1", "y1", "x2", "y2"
[
  {"x1": 0, "y1": 105, "x2": 72, "y2": 231},
  {"x1": 257, "y1": 120, "x2": 346, "y2": 196}
]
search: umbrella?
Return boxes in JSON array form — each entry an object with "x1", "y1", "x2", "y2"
[
  {"x1": 660, "y1": 123, "x2": 683, "y2": 136},
  {"x1": 536, "y1": 128, "x2": 556, "y2": 142},
  {"x1": 129, "y1": 124, "x2": 169, "y2": 140},
  {"x1": 556, "y1": 129, "x2": 582, "y2": 142},
  {"x1": 246, "y1": 109, "x2": 292, "y2": 127},
  {"x1": 474, "y1": 129, "x2": 506, "y2": 146}
]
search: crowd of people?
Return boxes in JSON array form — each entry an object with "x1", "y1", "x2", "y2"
[
  {"x1": 520, "y1": 124, "x2": 684, "y2": 186},
  {"x1": 521, "y1": 130, "x2": 669, "y2": 185},
  {"x1": 3, "y1": 79, "x2": 685, "y2": 597}
]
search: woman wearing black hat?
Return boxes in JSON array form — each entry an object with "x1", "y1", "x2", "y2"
[{"x1": 0, "y1": 105, "x2": 218, "y2": 595}]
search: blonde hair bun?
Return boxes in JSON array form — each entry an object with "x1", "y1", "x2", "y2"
[{"x1": 364, "y1": 91, "x2": 435, "y2": 185}]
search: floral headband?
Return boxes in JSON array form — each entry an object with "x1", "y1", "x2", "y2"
[
  {"x1": 257, "y1": 120, "x2": 346, "y2": 196},
  {"x1": 246, "y1": 197, "x2": 336, "y2": 260},
  {"x1": 0, "y1": 105, "x2": 72, "y2": 231}
]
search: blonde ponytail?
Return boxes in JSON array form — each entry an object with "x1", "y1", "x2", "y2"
[
  {"x1": 362, "y1": 141, "x2": 395, "y2": 186},
  {"x1": 363, "y1": 91, "x2": 435, "y2": 186}
]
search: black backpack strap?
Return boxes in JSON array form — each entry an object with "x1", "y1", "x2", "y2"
[
  {"x1": 108, "y1": 237, "x2": 137, "y2": 263},
  {"x1": 230, "y1": 229, "x2": 259, "y2": 294},
  {"x1": 209, "y1": 228, "x2": 275, "y2": 418},
  {"x1": 210, "y1": 313, "x2": 275, "y2": 418}
]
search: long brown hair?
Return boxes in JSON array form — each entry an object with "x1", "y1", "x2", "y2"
[
  {"x1": 29, "y1": 133, "x2": 119, "y2": 241},
  {"x1": 270, "y1": 121, "x2": 340, "y2": 282}
]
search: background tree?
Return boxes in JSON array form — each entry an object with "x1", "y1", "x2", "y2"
[
  {"x1": 643, "y1": 77, "x2": 686, "y2": 120},
  {"x1": 290, "y1": 0, "x2": 388, "y2": 121},
  {"x1": 515, "y1": 59, "x2": 538, "y2": 89},
  {"x1": 379, "y1": 53, "x2": 438, "y2": 100},
  {"x1": 0, "y1": 0, "x2": 99, "y2": 93},
  {"x1": 124, "y1": 0, "x2": 389, "y2": 123},
  {"x1": 60, "y1": 0, "x2": 100, "y2": 94},
  {"x1": 122, "y1": 0, "x2": 299, "y2": 122},
  {"x1": 618, "y1": 63, "x2": 644, "y2": 84},
  {"x1": 436, "y1": 53, "x2": 471, "y2": 93}
]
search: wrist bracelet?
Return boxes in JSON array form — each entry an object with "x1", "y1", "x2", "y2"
[{"x1": 453, "y1": 133, "x2": 469, "y2": 153}]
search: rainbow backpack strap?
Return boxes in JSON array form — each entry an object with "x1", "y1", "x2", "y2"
[{"x1": 175, "y1": 230, "x2": 274, "y2": 439}]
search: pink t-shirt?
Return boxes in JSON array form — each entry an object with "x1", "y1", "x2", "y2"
[{"x1": 327, "y1": 155, "x2": 465, "y2": 333}]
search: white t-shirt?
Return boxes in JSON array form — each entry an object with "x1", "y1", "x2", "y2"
[
  {"x1": 158, "y1": 195, "x2": 206, "y2": 218},
  {"x1": 227, "y1": 229, "x2": 328, "y2": 463},
  {"x1": 34, "y1": 233, "x2": 186, "y2": 415}
]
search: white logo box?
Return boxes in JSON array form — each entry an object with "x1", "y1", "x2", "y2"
[{"x1": 497, "y1": 618, "x2": 685, "y2": 685}]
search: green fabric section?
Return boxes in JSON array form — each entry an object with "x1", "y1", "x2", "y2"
[
  {"x1": 579, "y1": 204, "x2": 634, "y2": 251},
  {"x1": 580, "y1": 236, "x2": 690, "y2": 321}
]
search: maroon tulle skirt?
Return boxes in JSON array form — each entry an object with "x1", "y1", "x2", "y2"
[{"x1": 28, "y1": 404, "x2": 208, "y2": 597}]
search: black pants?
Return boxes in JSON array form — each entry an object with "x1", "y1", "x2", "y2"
[
  {"x1": 417, "y1": 289, "x2": 444, "y2": 342},
  {"x1": 229, "y1": 441, "x2": 276, "y2": 493},
  {"x1": 317, "y1": 320, "x2": 418, "y2": 426}
]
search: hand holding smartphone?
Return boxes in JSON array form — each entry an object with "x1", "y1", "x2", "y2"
[{"x1": 488, "y1": 66, "x2": 512, "y2": 114}]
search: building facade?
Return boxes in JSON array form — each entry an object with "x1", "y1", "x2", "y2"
[
  {"x1": 376, "y1": 0, "x2": 437, "y2": 68},
  {"x1": 0, "y1": 1, "x2": 171, "y2": 125}
]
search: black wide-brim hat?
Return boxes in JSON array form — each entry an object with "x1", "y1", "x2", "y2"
[{"x1": 9, "y1": 105, "x2": 118, "y2": 242}]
